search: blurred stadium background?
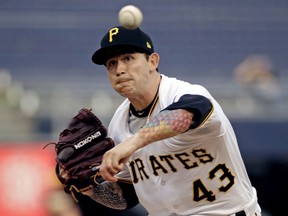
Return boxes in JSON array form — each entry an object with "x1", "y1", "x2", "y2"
[{"x1": 0, "y1": 0, "x2": 287, "y2": 215}]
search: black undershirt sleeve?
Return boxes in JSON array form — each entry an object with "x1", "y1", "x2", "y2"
[
  {"x1": 117, "y1": 181, "x2": 139, "y2": 209},
  {"x1": 162, "y1": 94, "x2": 213, "y2": 129}
]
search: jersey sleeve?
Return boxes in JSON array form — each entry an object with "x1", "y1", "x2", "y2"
[{"x1": 162, "y1": 94, "x2": 213, "y2": 129}]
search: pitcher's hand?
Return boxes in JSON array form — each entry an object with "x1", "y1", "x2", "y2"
[{"x1": 100, "y1": 136, "x2": 139, "y2": 182}]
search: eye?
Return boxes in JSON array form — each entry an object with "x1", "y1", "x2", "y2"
[
  {"x1": 123, "y1": 55, "x2": 133, "y2": 62},
  {"x1": 106, "y1": 60, "x2": 116, "y2": 69}
]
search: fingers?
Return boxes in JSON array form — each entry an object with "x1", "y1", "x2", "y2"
[
  {"x1": 100, "y1": 139, "x2": 136, "y2": 182},
  {"x1": 100, "y1": 151, "x2": 124, "y2": 182}
]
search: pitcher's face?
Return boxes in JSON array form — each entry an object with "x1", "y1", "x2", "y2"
[{"x1": 106, "y1": 53, "x2": 156, "y2": 98}]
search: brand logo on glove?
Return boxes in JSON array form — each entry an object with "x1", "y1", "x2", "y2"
[{"x1": 74, "y1": 131, "x2": 102, "y2": 149}]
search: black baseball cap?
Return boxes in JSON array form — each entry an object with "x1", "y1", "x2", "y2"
[{"x1": 92, "y1": 26, "x2": 154, "y2": 65}]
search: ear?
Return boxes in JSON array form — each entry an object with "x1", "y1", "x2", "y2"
[{"x1": 148, "y1": 53, "x2": 160, "y2": 71}]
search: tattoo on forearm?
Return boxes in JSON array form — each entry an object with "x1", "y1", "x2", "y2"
[
  {"x1": 140, "y1": 109, "x2": 193, "y2": 141},
  {"x1": 89, "y1": 181, "x2": 127, "y2": 210}
]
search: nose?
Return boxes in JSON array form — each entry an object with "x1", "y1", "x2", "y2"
[{"x1": 116, "y1": 61, "x2": 126, "y2": 77}]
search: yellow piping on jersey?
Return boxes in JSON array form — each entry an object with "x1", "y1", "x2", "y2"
[{"x1": 195, "y1": 101, "x2": 214, "y2": 129}]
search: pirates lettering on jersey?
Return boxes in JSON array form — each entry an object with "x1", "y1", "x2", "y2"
[
  {"x1": 128, "y1": 149, "x2": 236, "y2": 203},
  {"x1": 129, "y1": 148, "x2": 214, "y2": 183},
  {"x1": 129, "y1": 158, "x2": 150, "y2": 183}
]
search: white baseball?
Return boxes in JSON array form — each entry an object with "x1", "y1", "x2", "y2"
[{"x1": 118, "y1": 5, "x2": 143, "y2": 29}]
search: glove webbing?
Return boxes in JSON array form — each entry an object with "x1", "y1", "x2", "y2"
[{"x1": 69, "y1": 164, "x2": 102, "y2": 202}]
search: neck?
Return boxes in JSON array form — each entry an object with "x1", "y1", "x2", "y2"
[{"x1": 130, "y1": 74, "x2": 161, "y2": 111}]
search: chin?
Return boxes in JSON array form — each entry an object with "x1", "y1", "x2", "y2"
[
  {"x1": 118, "y1": 87, "x2": 134, "y2": 96},
  {"x1": 119, "y1": 91, "x2": 135, "y2": 98}
]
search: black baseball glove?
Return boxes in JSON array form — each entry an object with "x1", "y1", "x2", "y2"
[{"x1": 47, "y1": 108, "x2": 115, "y2": 201}]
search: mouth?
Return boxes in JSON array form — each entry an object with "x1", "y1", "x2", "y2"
[
  {"x1": 114, "y1": 79, "x2": 134, "y2": 94},
  {"x1": 116, "y1": 79, "x2": 132, "y2": 85}
]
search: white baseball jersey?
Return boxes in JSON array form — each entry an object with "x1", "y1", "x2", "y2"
[{"x1": 108, "y1": 74, "x2": 261, "y2": 216}]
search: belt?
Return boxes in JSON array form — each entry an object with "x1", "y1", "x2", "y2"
[{"x1": 235, "y1": 210, "x2": 246, "y2": 216}]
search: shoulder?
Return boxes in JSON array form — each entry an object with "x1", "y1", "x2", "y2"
[
  {"x1": 113, "y1": 98, "x2": 130, "y2": 114},
  {"x1": 162, "y1": 74, "x2": 208, "y2": 90},
  {"x1": 108, "y1": 99, "x2": 129, "y2": 129},
  {"x1": 160, "y1": 74, "x2": 212, "y2": 101}
]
